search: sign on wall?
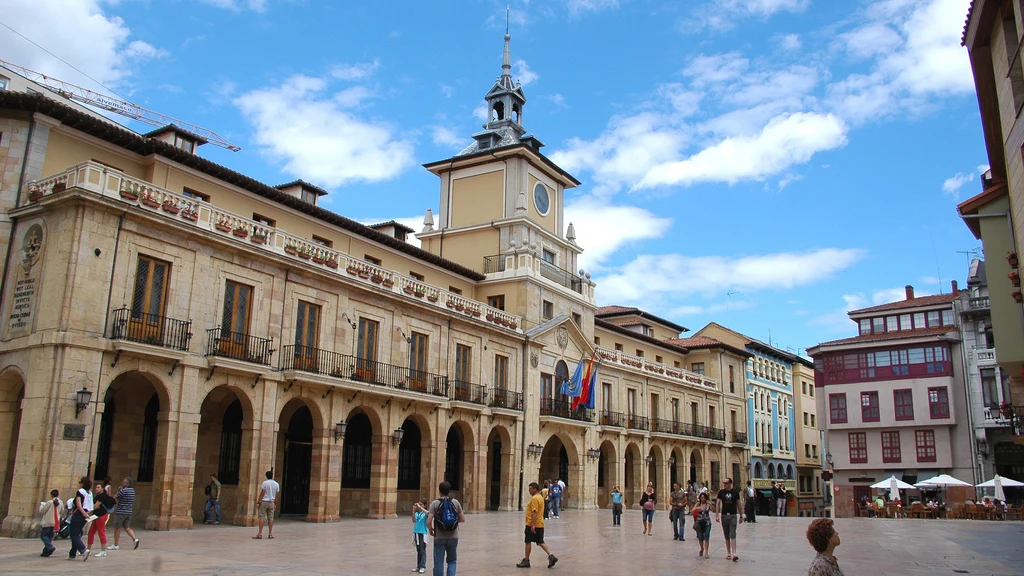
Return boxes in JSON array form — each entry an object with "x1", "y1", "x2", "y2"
[{"x1": 6, "y1": 222, "x2": 43, "y2": 337}]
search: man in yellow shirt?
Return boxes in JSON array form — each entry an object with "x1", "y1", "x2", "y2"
[{"x1": 517, "y1": 482, "x2": 558, "y2": 569}]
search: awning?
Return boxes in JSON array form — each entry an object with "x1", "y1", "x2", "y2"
[{"x1": 758, "y1": 489, "x2": 774, "y2": 498}]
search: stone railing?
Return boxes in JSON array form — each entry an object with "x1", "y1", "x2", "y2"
[
  {"x1": 27, "y1": 162, "x2": 523, "y2": 333},
  {"x1": 972, "y1": 348, "x2": 996, "y2": 363},
  {"x1": 594, "y1": 346, "x2": 718, "y2": 390}
]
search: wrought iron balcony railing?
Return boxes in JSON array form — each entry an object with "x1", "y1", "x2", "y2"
[
  {"x1": 205, "y1": 327, "x2": 274, "y2": 365},
  {"x1": 110, "y1": 307, "x2": 192, "y2": 351},
  {"x1": 539, "y1": 398, "x2": 593, "y2": 422},
  {"x1": 759, "y1": 443, "x2": 774, "y2": 453},
  {"x1": 600, "y1": 410, "x2": 625, "y2": 427},
  {"x1": 281, "y1": 345, "x2": 449, "y2": 397},
  {"x1": 732, "y1": 432, "x2": 748, "y2": 444},
  {"x1": 482, "y1": 254, "x2": 506, "y2": 274},
  {"x1": 539, "y1": 261, "x2": 584, "y2": 294},
  {"x1": 488, "y1": 388, "x2": 523, "y2": 411},
  {"x1": 627, "y1": 414, "x2": 649, "y2": 430},
  {"x1": 652, "y1": 418, "x2": 677, "y2": 434},
  {"x1": 451, "y1": 381, "x2": 486, "y2": 405}
]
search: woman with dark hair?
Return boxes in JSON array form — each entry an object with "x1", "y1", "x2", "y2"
[
  {"x1": 68, "y1": 476, "x2": 92, "y2": 560},
  {"x1": 806, "y1": 518, "x2": 844, "y2": 575},
  {"x1": 693, "y1": 492, "x2": 713, "y2": 559},
  {"x1": 640, "y1": 483, "x2": 656, "y2": 536},
  {"x1": 87, "y1": 482, "x2": 116, "y2": 557}
]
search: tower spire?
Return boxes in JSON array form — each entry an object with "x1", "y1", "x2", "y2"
[{"x1": 502, "y1": 6, "x2": 512, "y2": 81}]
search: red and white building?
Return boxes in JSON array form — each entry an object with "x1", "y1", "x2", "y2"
[{"x1": 808, "y1": 285, "x2": 976, "y2": 517}]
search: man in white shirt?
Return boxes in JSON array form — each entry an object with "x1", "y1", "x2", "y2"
[{"x1": 253, "y1": 470, "x2": 280, "y2": 540}]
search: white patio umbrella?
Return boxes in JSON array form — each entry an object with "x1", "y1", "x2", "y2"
[
  {"x1": 976, "y1": 475, "x2": 1024, "y2": 501},
  {"x1": 870, "y1": 475, "x2": 915, "y2": 490},
  {"x1": 914, "y1": 474, "x2": 972, "y2": 488}
]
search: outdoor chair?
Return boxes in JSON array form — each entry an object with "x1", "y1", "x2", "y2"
[{"x1": 949, "y1": 504, "x2": 964, "y2": 519}]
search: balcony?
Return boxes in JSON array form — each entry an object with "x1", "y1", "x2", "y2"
[
  {"x1": 451, "y1": 381, "x2": 487, "y2": 405},
  {"x1": 280, "y1": 345, "x2": 449, "y2": 399},
  {"x1": 487, "y1": 388, "x2": 523, "y2": 412},
  {"x1": 972, "y1": 347, "x2": 997, "y2": 364},
  {"x1": 482, "y1": 254, "x2": 506, "y2": 274},
  {"x1": 110, "y1": 307, "x2": 192, "y2": 352},
  {"x1": 30, "y1": 161, "x2": 523, "y2": 334},
  {"x1": 651, "y1": 418, "x2": 677, "y2": 434},
  {"x1": 758, "y1": 443, "x2": 774, "y2": 453},
  {"x1": 205, "y1": 327, "x2": 274, "y2": 365},
  {"x1": 539, "y1": 398, "x2": 593, "y2": 423},
  {"x1": 539, "y1": 261, "x2": 583, "y2": 294},
  {"x1": 627, "y1": 414, "x2": 649, "y2": 431},
  {"x1": 600, "y1": 410, "x2": 625, "y2": 427},
  {"x1": 968, "y1": 296, "x2": 990, "y2": 311},
  {"x1": 732, "y1": 432, "x2": 748, "y2": 444},
  {"x1": 595, "y1": 346, "x2": 718, "y2": 391}
]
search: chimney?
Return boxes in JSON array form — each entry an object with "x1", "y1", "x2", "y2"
[
  {"x1": 905, "y1": 285, "x2": 915, "y2": 300},
  {"x1": 951, "y1": 280, "x2": 959, "y2": 293}
]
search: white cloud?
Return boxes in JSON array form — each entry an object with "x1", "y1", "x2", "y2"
[
  {"x1": 0, "y1": 0, "x2": 165, "y2": 90},
  {"x1": 840, "y1": 23, "x2": 903, "y2": 59},
  {"x1": 432, "y1": 126, "x2": 464, "y2": 148},
  {"x1": 684, "y1": 53, "x2": 750, "y2": 86},
  {"x1": 942, "y1": 171, "x2": 973, "y2": 199},
  {"x1": 197, "y1": 0, "x2": 269, "y2": 11},
  {"x1": 331, "y1": 61, "x2": 380, "y2": 81},
  {"x1": 669, "y1": 300, "x2": 757, "y2": 316},
  {"x1": 598, "y1": 248, "x2": 866, "y2": 304},
  {"x1": 721, "y1": 0, "x2": 810, "y2": 15},
  {"x1": 564, "y1": 196, "x2": 673, "y2": 270},
  {"x1": 565, "y1": 0, "x2": 619, "y2": 15},
  {"x1": 810, "y1": 285, "x2": 930, "y2": 334},
  {"x1": 779, "y1": 33, "x2": 802, "y2": 51},
  {"x1": 515, "y1": 60, "x2": 538, "y2": 86},
  {"x1": 635, "y1": 112, "x2": 847, "y2": 189},
  {"x1": 473, "y1": 104, "x2": 489, "y2": 121},
  {"x1": 440, "y1": 84, "x2": 455, "y2": 98},
  {"x1": 977, "y1": 163, "x2": 990, "y2": 174},
  {"x1": 235, "y1": 74, "x2": 415, "y2": 188},
  {"x1": 547, "y1": 93, "x2": 568, "y2": 108}
]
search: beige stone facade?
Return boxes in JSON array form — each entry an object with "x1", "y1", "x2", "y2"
[
  {"x1": 792, "y1": 362, "x2": 823, "y2": 516},
  {"x1": 0, "y1": 45, "x2": 747, "y2": 537}
]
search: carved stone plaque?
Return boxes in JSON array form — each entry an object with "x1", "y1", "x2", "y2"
[{"x1": 63, "y1": 424, "x2": 86, "y2": 441}]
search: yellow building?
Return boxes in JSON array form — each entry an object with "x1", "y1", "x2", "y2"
[
  {"x1": 0, "y1": 35, "x2": 746, "y2": 537},
  {"x1": 791, "y1": 361, "x2": 823, "y2": 516}
]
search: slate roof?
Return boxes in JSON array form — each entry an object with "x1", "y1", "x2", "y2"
[{"x1": 595, "y1": 305, "x2": 687, "y2": 333}]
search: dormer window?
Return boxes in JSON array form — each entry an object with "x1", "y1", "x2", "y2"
[
  {"x1": 301, "y1": 188, "x2": 317, "y2": 205},
  {"x1": 0, "y1": 76, "x2": 8, "y2": 91},
  {"x1": 174, "y1": 134, "x2": 194, "y2": 153}
]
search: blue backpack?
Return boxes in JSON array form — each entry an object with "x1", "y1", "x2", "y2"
[{"x1": 435, "y1": 497, "x2": 459, "y2": 532}]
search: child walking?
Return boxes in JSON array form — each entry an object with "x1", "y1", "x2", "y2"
[
  {"x1": 411, "y1": 499, "x2": 428, "y2": 573},
  {"x1": 611, "y1": 486, "x2": 623, "y2": 526},
  {"x1": 38, "y1": 489, "x2": 62, "y2": 557}
]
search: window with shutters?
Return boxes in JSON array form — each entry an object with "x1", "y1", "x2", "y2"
[
  {"x1": 455, "y1": 344, "x2": 471, "y2": 385},
  {"x1": 356, "y1": 318, "x2": 379, "y2": 380},
  {"x1": 493, "y1": 354, "x2": 508, "y2": 390},
  {"x1": 881, "y1": 431, "x2": 901, "y2": 463},
  {"x1": 928, "y1": 387, "x2": 949, "y2": 419},
  {"x1": 293, "y1": 301, "x2": 320, "y2": 370},
  {"x1": 915, "y1": 430, "x2": 936, "y2": 462},
  {"x1": 408, "y1": 332, "x2": 428, "y2": 392},
  {"x1": 894, "y1": 389, "x2": 914, "y2": 420},
  {"x1": 829, "y1": 393, "x2": 847, "y2": 424},
  {"x1": 218, "y1": 280, "x2": 253, "y2": 358},
  {"x1": 130, "y1": 255, "x2": 171, "y2": 343},
  {"x1": 848, "y1": 432, "x2": 867, "y2": 463}
]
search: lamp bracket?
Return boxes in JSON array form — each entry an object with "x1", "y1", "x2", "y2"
[
  {"x1": 429, "y1": 406, "x2": 438, "y2": 415},
  {"x1": 402, "y1": 400, "x2": 413, "y2": 412},
  {"x1": 381, "y1": 398, "x2": 392, "y2": 410},
  {"x1": 168, "y1": 359, "x2": 180, "y2": 376},
  {"x1": 283, "y1": 380, "x2": 295, "y2": 393},
  {"x1": 110, "y1": 350, "x2": 122, "y2": 368},
  {"x1": 489, "y1": 414, "x2": 496, "y2": 425},
  {"x1": 540, "y1": 422, "x2": 547, "y2": 431},
  {"x1": 206, "y1": 366, "x2": 217, "y2": 382},
  {"x1": 322, "y1": 387, "x2": 333, "y2": 400},
  {"x1": 252, "y1": 375, "x2": 261, "y2": 389},
  {"x1": 349, "y1": 391, "x2": 360, "y2": 402}
]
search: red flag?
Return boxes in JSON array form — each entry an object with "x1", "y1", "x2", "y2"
[{"x1": 572, "y1": 356, "x2": 595, "y2": 410}]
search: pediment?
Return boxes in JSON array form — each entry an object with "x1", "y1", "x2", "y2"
[{"x1": 527, "y1": 314, "x2": 594, "y2": 364}]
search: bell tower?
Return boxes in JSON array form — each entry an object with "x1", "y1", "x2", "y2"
[{"x1": 474, "y1": 30, "x2": 527, "y2": 150}]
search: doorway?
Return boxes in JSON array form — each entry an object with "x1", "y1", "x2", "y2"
[
  {"x1": 488, "y1": 437, "x2": 501, "y2": 510},
  {"x1": 282, "y1": 406, "x2": 312, "y2": 515}
]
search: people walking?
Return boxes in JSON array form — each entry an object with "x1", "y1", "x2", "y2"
[
  {"x1": 542, "y1": 480, "x2": 550, "y2": 520},
  {"x1": 87, "y1": 481, "x2": 116, "y2": 557},
  {"x1": 715, "y1": 477, "x2": 741, "y2": 562},
  {"x1": 693, "y1": 492, "x2": 712, "y2": 559},
  {"x1": 110, "y1": 476, "x2": 139, "y2": 550},
  {"x1": 611, "y1": 485, "x2": 623, "y2": 526},
  {"x1": 253, "y1": 470, "x2": 279, "y2": 539},
  {"x1": 549, "y1": 478, "x2": 563, "y2": 519},
  {"x1": 640, "y1": 483, "x2": 656, "y2": 536},
  {"x1": 68, "y1": 476, "x2": 92, "y2": 561},
  {"x1": 205, "y1": 473, "x2": 222, "y2": 524},
  {"x1": 669, "y1": 482, "x2": 687, "y2": 541},
  {"x1": 39, "y1": 489, "x2": 62, "y2": 557},
  {"x1": 427, "y1": 481, "x2": 465, "y2": 576},
  {"x1": 412, "y1": 499, "x2": 429, "y2": 573},
  {"x1": 805, "y1": 518, "x2": 844, "y2": 576},
  {"x1": 517, "y1": 482, "x2": 557, "y2": 569},
  {"x1": 744, "y1": 481, "x2": 757, "y2": 523}
]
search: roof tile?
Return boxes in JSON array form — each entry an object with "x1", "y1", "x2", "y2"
[
  {"x1": 849, "y1": 293, "x2": 958, "y2": 315},
  {"x1": 814, "y1": 326, "x2": 956, "y2": 348}
]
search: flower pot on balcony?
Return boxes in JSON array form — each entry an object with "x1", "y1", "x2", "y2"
[
  {"x1": 357, "y1": 270, "x2": 369, "y2": 278},
  {"x1": 180, "y1": 210, "x2": 198, "y2": 222},
  {"x1": 51, "y1": 181, "x2": 66, "y2": 194},
  {"x1": 1011, "y1": 271, "x2": 1021, "y2": 287},
  {"x1": 509, "y1": 322, "x2": 517, "y2": 330},
  {"x1": 382, "y1": 278, "x2": 394, "y2": 288},
  {"x1": 251, "y1": 234, "x2": 267, "y2": 245},
  {"x1": 346, "y1": 265, "x2": 358, "y2": 275},
  {"x1": 427, "y1": 294, "x2": 438, "y2": 303},
  {"x1": 298, "y1": 250, "x2": 312, "y2": 260},
  {"x1": 325, "y1": 258, "x2": 339, "y2": 269},
  {"x1": 1014, "y1": 290, "x2": 1023, "y2": 304},
  {"x1": 28, "y1": 189, "x2": 43, "y2": 202},
  {"x1": 312, "y1": 254, "x2": 325, "y2": 264},
  {"x1": 403, "y1": 285, "x2": 415, "y2": 295},
  {"x1": 415, "y1": 290, "x2": 426, "y2": 299},
  {"x1": 454, "y1": 303, "x2": 464, "y2": 312},
  {"x1": 140, "y1": 196, "x2": 160, "y2": 208},
  {"x1": 215, "y1": 222, "x2": 232, "y2": 233},
  {"x1": 486, "y1": 313, "x2": 494, "y2": 321},
  {"x1": 161, "y1": 202, "x2": 180, "y2": 215},
  {"x1": 119, "y1": 190, "x2": 140, "y2": 202},
  {"x1": 285, "y1": 245, "x2": 299, "y2": 256},
  {"x1": 1009, "y1": 251, "x2": 1020, "y2": 268},
  {"x1": 370, "y1": 274, "x2": 383, "y2": 284}
]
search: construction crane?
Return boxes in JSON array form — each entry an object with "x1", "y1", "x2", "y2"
[{"x1": 0, "y1": 58, "x2": 240, "y2": 151}]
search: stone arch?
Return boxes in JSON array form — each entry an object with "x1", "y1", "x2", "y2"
[
  {"x1": 624, "y1": 442, "x2": 643, "y2": 506},
  {"x1": 597, "y1": 439, "x2": 618, "y2": 508},
  {"x1": 670, "y1": 447, "x2": 686, "y2": 488},
  {"x1": 193, "y1": 384, "x2": 256, "y2": 524},
  {"x1": 688, "y1": 448, "x2": 704, "y2": 489},
  {"x1": 540, "y1": 432, "x2": 579, "y2": 509},
  {"x1": 276, "y1": 397, "x2": 325, "y2": 516},
  {"x1": 444, "y1": 419, "x2": 476, "y2": 507},
  {"x1": 397, "y1": 413, "x2": 434, "y2": 510},
  {"x1": 492, "y1": 101, "x2": 505, "y2": 121},
  {"x1": 754, "y1": 461, "x2": 763, "y2": 479},
  {"x1": 0, "y1": 367, "x2": 25, "y2": 523},
  {"x1": 768, "y1": 462, "x2": 776, "y2": 479},
  {"x1": 340, "y1": 406, "x2": 381, "y2": 517},
  {"x1": 94, "y1": 369, "x2": 173, "y2": 525},
  {"x1": 485, "y1": 424, "x2": 514, "y2": 511},
  {"x1": 786, "y1": 464, "x2": 793, "y2": 480},
  {"x1": 647, "y1": 444, "x2": 664, "y2": 496}
]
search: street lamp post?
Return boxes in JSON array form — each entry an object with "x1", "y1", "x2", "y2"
[{"x1": 824, "y1": 451, "x2": 834, "y2": 518}]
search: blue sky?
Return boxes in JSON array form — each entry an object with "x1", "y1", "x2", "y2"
[{"x1": 3, "y1": 0, "x2": 982, "y2": 355}]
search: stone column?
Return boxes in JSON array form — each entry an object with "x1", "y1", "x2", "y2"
[
  {"x1": 368, "y1": 434, "x2": 396, "y2": 518},
  {"x1": 306, "y1": 428, "x2": 339, "y2": 522},
  {"x1": 232, "y1": 423, "x2": 259, "y2": 526},
  {"x1": 145, "y1": 409, "x2": 196, "y2": 530}
]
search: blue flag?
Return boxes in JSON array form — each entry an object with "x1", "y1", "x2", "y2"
[
  {"x1": 560, "y1": 359, "x2": 585, "y2": 398},
  {"x1": 584, "y1": 363, "x2": 598, "y2": 409}
]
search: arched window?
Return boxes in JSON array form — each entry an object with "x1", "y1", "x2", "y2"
[
  {"x1": 218, "y1": 399, "x2": 243, "y2": 485},
  {"x1": 493, "y1": 101, "x2": 505, "y2": 121},
  {"x1": 754, "y1": 462, "x2": 762, "y2": 479},
  {"x1": 137, "y1": 394, "x2": 159, "y2": 482},
  {"x1": 767, "y1": 463, "x2": 776, "y2": 479},
  {"x1": 94, "y1": 388, "x2": 116, "y2": 481},
  {"x1": 398, "y1": 420, "x2": 422, "y2": 490},
  {"x1": 444, "y1": 426, "x2": 463, "y2": 490},
  {"x1": 554, "y1": 360, "x2": 569, "y2": 405},
  {"x1": 343, "y1": 413, "x2": 372, "y2": 488}
]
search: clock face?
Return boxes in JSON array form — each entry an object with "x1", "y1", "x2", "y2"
[{"x1": 533, "y1": 182, "x2": 550, "y2": 215}]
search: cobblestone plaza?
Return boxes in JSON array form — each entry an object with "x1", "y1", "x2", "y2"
[{"x1": 0, "y1": 510, "x2": 1020, "y2": 576}]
